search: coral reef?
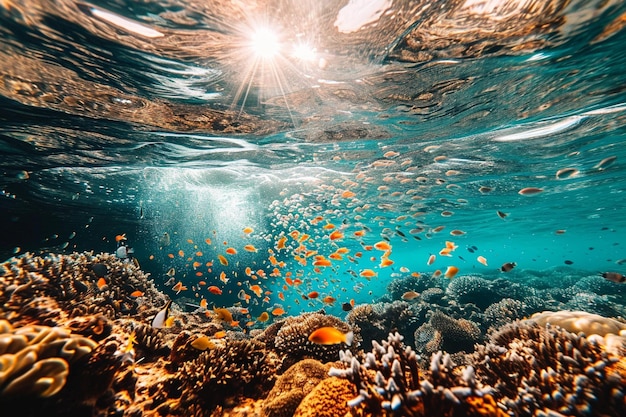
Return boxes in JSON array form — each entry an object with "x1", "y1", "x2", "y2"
[
  {"x1": 329, "y1": 332, "x2": 499, "y2": 416},
  {"x1": 2, "y1": 251, "x2": 626, "y2": 417},
  {"x1": 472, "y1": 319, "x2": 626, "y2": 416},
  {"x1": 0, "y1": 252, "x2": 166, "y2": 327}
]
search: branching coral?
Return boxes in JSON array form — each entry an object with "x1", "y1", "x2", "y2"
[
  {"x1": 472, "y1": 319, "x2": 626, "y2": 416},
  {"x1": 329, "y1": 332, "x2": 497, "y2": 416},
  {"x1": 176, "y1": 338, "x2": 279, "y2": 414}
]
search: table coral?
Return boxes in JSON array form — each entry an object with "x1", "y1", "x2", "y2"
[{"x1": 529, "y1": 310, "x2": 626, "y2": 336}]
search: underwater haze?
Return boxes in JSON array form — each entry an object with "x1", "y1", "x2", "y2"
[{"x1": 1, "y1": 0, "x2": 625, "y2": 314}]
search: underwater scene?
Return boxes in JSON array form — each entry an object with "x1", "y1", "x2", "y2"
[{"x1": 1, "y1": 0, "x2": 626, "y2": 416}]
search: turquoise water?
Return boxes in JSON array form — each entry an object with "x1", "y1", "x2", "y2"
[{"x1": 1, "y1": 0, "x2": 626, "y2": 321}]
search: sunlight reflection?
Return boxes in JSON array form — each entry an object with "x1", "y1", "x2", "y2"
[{"x1": 249, "y1": 27, "x2": 281, "y2": 60}]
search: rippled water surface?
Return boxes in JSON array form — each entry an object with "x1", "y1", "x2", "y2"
[{"x1": 1, "y1": 0, "x2": 626, "y2": 315}]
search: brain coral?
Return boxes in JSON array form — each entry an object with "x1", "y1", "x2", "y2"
[
  {"x1": 0, "y1": 320, "x2": 97, "y2": 398},
  {"x1": 292, "y1": 376, "x2": 356, "y2": 417},
  {"x1": 262, "y1": 359, "x2": 331, "y2": 417},
  {"x1": 529, "y1": 310, "x2": 626, "y2": 336}
]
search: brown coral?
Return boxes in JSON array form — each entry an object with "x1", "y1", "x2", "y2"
[
  {"x1": 267, "y1": 312, "x2": 355, "y2": 370},
  {"x1": 263, "y1": 359, "x2": 331, "y2": 417},
  {"x1": 0, "y1": 320, "x2": 97, "y2": 398},
  {"x1": 293, "y1": 376, "x2": 356, "y2": 417},
  {"x1": 472, "y1": 319, "x2": 626, "y2": 416},
  {"x1": 175, "y1": 338, "x2": 279, "y2": 415},
  {"x1": 415, "y1": 310, "x2": 481, "y2": 354}
]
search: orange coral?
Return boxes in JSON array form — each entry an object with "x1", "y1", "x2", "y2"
[
  {"x1": 465, "y1": 395, "x2": 508, "y2": 417},
  {"x1": 293, "y1": 377, "x2": 357, "y2": 417}
]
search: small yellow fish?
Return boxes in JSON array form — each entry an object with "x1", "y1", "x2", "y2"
[{"x1": 191, "y1": 335, "x2": 215, "y2": 351}]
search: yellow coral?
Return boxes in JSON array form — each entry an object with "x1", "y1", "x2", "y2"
[
  {"x1": 293, "y1": 376, "x2": 356, "y2": 417},
  {"x1": 529, "y1": 310, "x2": 626, "y2": 336},
  {"x1": 0, "y1": 320, "x2": 97, "y2": 398}
]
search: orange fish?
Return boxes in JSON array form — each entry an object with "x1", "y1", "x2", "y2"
[
  {"x1": 115, "y1": 234, "x2": 126, "y2": 242},
  {"x1": 97, "y1": 277, "x2": 108, "y2": 290},
  {"x1": 205, "y1": 238, "x2": 212, "y2": 245},
  {"x1": 193, "y1": 261, "x2": 202, "y2": 268},
  {"x1": 402, "y1": 291, "x2": 420, "y2": 300},
  {"x1": 360, "y1": 269, "x2": 377, "y2": 279},
  {"x1": 313, "y1": 258, "x2": 332, "y2": 267},
  {"x1": 213, "y1": 331, "x2": 227, "y2": 338},
  {"x1": 130, "y1": 290, "x2": 144, "y2": 297},
  {"x1": 329, "y1": 253, "x2": 343, "y2": 261},
  {"x1": 196, "y1": 251, "x2": 203, "y2": 257},
  {"x1": 308, "y1": 327, "x2": 353, "y2": 346},
  {"x1": 208, "y1": 286, "x2": 222, "y2": 295},
  {"x1": 341, "y1": 190, "x2": 356, "y2": 198},
  {"x1": 323, "y1": 223, "x2": 335, "y2": 230},
  {"x1": 173, "y1": 281, "x2": 187, "y2": 294},
  {"x1": 257, "y1": 312, "x2": 270, "y2": 322},
  {"x1": 307, "y1": 291, "x2": 319, "y2": 299},
  {"x1": 290, "y1": 230, "x2": 300, "y2": 239},
  {"x1": 380, "y1": 257, "x2": 394, "y2": 268},
  {"x1": 336, "y1": 247, "x2": 350, "y2": 254},
  {"x1": 218, "y1": 254, "x2": 228, "y2": 266},
  {"x1": 276, "y1": 236, "x2": 287, "y2": 250},
  {"x1": 329, "y1": 230, "x2": 344, "y2": 241},
  {"x1": 198, "y1": 280, "x2": 207, "y2": 286},
  {"x1": 444, "y1": 266, "x2": 459, "y2": 279},
  {"x1": 271, "y1": 307, "x2": 285, "y2": 316},
  {"x1": 243, "y1": 227, "x2": 254, "y2": 234},
  {"x1": 323, "y1": 296, "x2": 336, "y2": 305},
  {"x1": 278, "y1": 292, "x2": 285, "y2": 301},
  {"x1": 200, "y1": 298, "x2": 208, "y2": 309},
  {"x1": 244, "y1": 244, "x2": 258, "y2": 252},
  {"x1": 250, "y1": 285, "x2": 263, "y2": 297},
  {"x1": 226, "y1": 247, "x2": 237, "y2": 255},
  {"x1": 374, "y1": 241, "x2": 391, "y2": 251},
  {"x1": 427, "y1": 254, "x2": 436, "y2": 265},
  {"x1": 432, "y1": 269, "x2": 442, "y2": 278},
  {"x1": 518, "y1": 187, "x2": 544, "y2": 196},
  {"x1": 477, "y1": 256, "x2": 488, "y2": 266},
  {"x1": 219, "y1": 271, "x2": 228, "y2": 284},
  {"x1": 213, "y1": 307, "x2": 233, "y2": 322},
  {"x1": 178, "y1": 250, "x2": 185, "y2": 257}
]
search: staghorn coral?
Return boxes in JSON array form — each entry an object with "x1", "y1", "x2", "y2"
[
  {"x1": 270, "y1": 312, "x2": 355, "y2": 370},
  {"x1": 472, "y1": 319, "x2": 626, "y2": 416},
  {"x1": 329, "y1": 332, "x2": 498, "y2": 417},
  {"x1": 262, "y1": 359, "x2": 331, "y2": 417},
  {"x1": 176, "y1": 338, "x2": 279, "y2": 415},
  {"x1": 293, "y1": 376, "x2": 356, "y2": 417},
  {"x1": 529, "y1": 310, "x2": 626, "y2": 336},
  {"x1": 0, "y1": 320, "x2": 97, "y2": 398}
]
